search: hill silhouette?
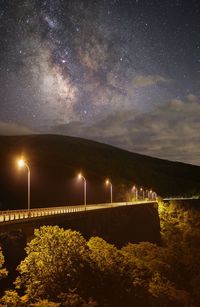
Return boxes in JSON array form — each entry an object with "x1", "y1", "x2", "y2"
[{"x1": 0, "y1": 134, "x2": 200, "y2": 210}]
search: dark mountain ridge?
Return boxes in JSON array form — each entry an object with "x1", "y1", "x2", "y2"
[{"x1": 0, "y1": 134, "x2": 200, "y2": 209}]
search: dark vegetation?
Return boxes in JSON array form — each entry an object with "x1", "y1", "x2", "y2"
[
  {"x1": 0, "y1": 230, "x2": 26, "y2": 294},
  {"x1": 0, "y1": 134, "x2": 200, "y2": 210},
  {"x1": 0, "y1": 200, "x2": 200, "y2": 306}
]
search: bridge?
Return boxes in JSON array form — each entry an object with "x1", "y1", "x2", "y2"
[
  {"x1": 0, "y1": 200, "x2": 160, "y2": 251},
  {"x1": 1, "y1": 197, "x2": 198, "y2": 225},
  {"x1": 0, "y1": 201, "x2": 154, "y2": 224}
]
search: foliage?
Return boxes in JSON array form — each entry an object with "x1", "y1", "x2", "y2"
[
  {"x1": 158, "y1": 199, "x2": 200, "y2": 305},
  {"x1": 148, "y1": 272, "x2": 189, "y2": 307},
  {"x1": 87, "y1": 237, "x2": 134, "y2": 305},
  {"x1": 88, "y1": 236, "x2": 125, "y2": 274},
  {"x1": 15, "y1": 226, "x2": 91, "y2": 302},
  {"x1": 0, "y1": 290, "x2": 25, "y2": 306},
  {"x1": 0, "y1": 247, "x2": 7, "y2": 280},
  {"x1": 122, "y1": 241, "x2": 170, "y2": 277},
  {"x1": 31, "y1": 300, "x2": 60, "y2": 307},
  {"x1": 0, "y1": 230, "x2": 26, "y2": 271},
  {"x1": 121, "y1": 242, "x2": 190, "y2": 307},
  {"x1": 58, "y1": 290, "x2": 97, "y2": 307}
]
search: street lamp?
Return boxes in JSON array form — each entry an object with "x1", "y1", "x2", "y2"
[
  {"x1": 78, "y1": 173, "x2": 87, "y2": 209},
  {"x1": 132, "y1": 185, "x2": 138, "y2": 201},
  {"x1": 106, "y1": 179, "x2": 113, "y2": 204},
  {"x1": 17, "y1": 158, "x2": 30, "y2": 211},
  {"x1": 140, "y1": 187, "x2": 144, "y2": 200},
  {"x1": 149, "y1": 189, "x2": 153, "y2": 200},
  {"x1": 146, "y1": 189, "x2": 149, "y2": 200},
  {"x1": 152, "y1": 191, "x2": 157, "y2": 200}
]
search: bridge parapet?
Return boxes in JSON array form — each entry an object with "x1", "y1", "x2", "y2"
[{"x1": 0, "y1": 201, "x2": 156, "y2": 224}]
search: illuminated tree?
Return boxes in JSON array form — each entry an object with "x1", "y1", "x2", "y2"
[
  {"x1": 122, "y1": 242, "x2": 171, "y2": 278},
  {"x1": 15, "y1": 226, "x2": 91, "y2": 302},
  {"x1": 0, "y1": 247, "x2": 7, "y2": 280},
  {"x1": 0, "y1": 290, "x2": 25, "y2": 307},
  {"x1": 87, "y1": 236, "x2": 146, "y2": 306},
  {"x1": 31, "y1": 300, "x2": 60, "y2": 307},
  {"x1": 58, "y1": 290, "x2": 97, "y2": 307},
  {"x1": 149, "y1": 272, "x2": 190, "y2": 307},
  {"x1": 157, "y1": 199, "x2": 200, "y2": 306},
  {"x1": 121, "y1": 241, "x2": 191, "y2": 306}
]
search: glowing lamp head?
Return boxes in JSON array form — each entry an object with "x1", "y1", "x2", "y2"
[
  {"x1": 140, "y1": 187, "x2": 143, "y2": 191},
  {"x1": 106, "y1": 179, "x2": 110, "y2": 185},
  {"x1": 78, "y1": 173, "x2": 82, "y2": 180},
  {"x1": 18, "y1": 159, "x2": 25, "y2": 168},
  {"x1": 132, "y1": 185, "x2": 136, "y2": 190}
]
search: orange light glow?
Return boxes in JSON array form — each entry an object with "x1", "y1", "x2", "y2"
[{"x1": 17, "y1": 158, "x2": 25, "y2": 168}]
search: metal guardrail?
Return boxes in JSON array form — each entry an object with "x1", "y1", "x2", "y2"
[{"x1": 0, "y1": 201, "x2": 155, "y2": 223}]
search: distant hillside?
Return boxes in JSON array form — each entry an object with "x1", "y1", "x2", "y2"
[{"x1": 0, "y1": 134, "x2": 200, "y2": 210}]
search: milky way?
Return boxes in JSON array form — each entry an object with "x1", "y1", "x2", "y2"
[{"x1": 0, "y1": 0, "x2": 200, "y2": 164}]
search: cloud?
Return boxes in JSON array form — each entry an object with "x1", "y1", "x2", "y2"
[
  {"x1": 0, "y1": 122, "x2": 35, "y2": 135},
  {"x1": 51, "y1": 96, "x2": 200, "y2": 165},
  {"x1": 133, "y1": 74, "x2": 169, "y2": 88}
]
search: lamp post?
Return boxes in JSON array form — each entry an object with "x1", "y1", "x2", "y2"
[
  {"x1": 78, "y1": 173, "x2": 87, "y2": 209},
  {"x1": 132, "y1": 185, "x2": 137, "y2": 201},
  {"x1": 140, "y1": 187, "x2": 144, "y2": 200},
  {"x1": 17, "y1": 158, "x2": 30, "y2": 211},
  {"x1": 149, "y1": 189, "x2": 153, "y2": 200},
  {"x1": 106, "y1": 179, "x2": 113, "y2": 204},
  {"x1": 146, "y1": 189, "x2": 149, "y2": 200},
  {"x1": 152, "y1": 191, "x2": 157, "y2": 200}
]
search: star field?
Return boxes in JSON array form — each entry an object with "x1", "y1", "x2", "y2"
[{"x1": 0, "y1": 0, "x2": 200, "y2": 164}]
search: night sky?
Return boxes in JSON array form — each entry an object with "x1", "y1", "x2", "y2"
[{"x1": 0, "y1": 0, "x2": 200, "y2": 165}]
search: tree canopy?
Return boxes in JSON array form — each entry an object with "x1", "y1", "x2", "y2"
[{"x1": 0, "y1": 247, "x2": 7, "y2": 280}]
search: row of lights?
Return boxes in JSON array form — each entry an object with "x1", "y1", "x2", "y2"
[
  {"x1": 17, "y1": 157, "x2": 156, "y2": 211},
  {"x1": 132, "y1": 185, "x2": 157, "y2": 201},
  {"x1": 17, "y1": 158, "x2": 113, "y2": 210},
  {"x1": 78, "y1": 175, "x2": 113, "y2": 210}
]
